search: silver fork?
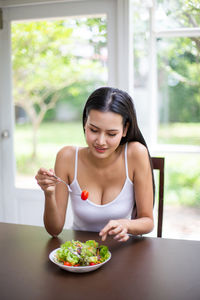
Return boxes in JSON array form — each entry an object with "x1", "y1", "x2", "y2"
[{"x1": 53, "y1": 174, "x2": 80, "y2": 196}]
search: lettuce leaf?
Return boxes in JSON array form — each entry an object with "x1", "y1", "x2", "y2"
[
  {"x1": 99, "y1": 245, "x2": 110, "y2": 261},
  {"x1": 56, "y1": 239, "x2": 110, "y2": 266}
]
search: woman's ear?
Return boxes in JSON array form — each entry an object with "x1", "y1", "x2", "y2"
[{"x1": 123, "y1": 122, "x2": 129, "y2": 137}]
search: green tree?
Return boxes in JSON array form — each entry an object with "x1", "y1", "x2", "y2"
[
  {"x1": 12, "y1": 18, "x2": 106, "y2": 158},
  {"x1": 157, "y1": 0, "x2": 200, "y2": 123},
  {"x1": 12, "y1": 21, "x2": 75, "y2": 158}
]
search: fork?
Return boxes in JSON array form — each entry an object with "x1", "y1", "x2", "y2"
[{"x1": 53, "y1": 174, "x2": 80, "y2": 196}]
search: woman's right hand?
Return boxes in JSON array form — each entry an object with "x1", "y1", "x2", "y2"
[{"x1": 35, "y1": 167, "x2": 58, "y2": 195}]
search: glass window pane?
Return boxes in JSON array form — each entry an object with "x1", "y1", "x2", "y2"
[
  {"x1": 12, "y1": 16, "x2": 108, "y2": 188},
  {"x1": 157, "y1": 36, "x2": 200, "y2": 146},
  {"x1": 156, "y1": 0, "x2": 200, "y2": 30}
]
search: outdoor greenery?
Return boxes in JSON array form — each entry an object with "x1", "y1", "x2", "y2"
[
  {"x1": 157, "y1": 0, "x2": 200, "y2": 124},
  {"x1": 158, "y1": 123, "x2": 200, "y2": 145},
  {"x1": 158, "y1": 36, "x2": 200, "y2": 124},
  {"x1": 133, "y1": 0, "x2": 200, "y2": 127},
  {"x1": 12, "y1": 17, "x2": 107, "y2": 158},
  {"x1": 15, "y1": 122, "x2": 86, "y2": 175},
  {"x1": 164, "y1": 153, "x2": 200, "y2": 206}
]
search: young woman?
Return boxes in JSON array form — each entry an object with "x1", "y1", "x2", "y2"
[{"x1": 35, "y1": 87, "x2": 154, "y2": 242}]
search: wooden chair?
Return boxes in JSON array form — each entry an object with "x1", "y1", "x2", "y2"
[{"x1": 151, "y1": 157, "x2": 165, "y2": 238}]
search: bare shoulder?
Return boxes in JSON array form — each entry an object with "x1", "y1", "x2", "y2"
[
  {"x1": 56, "y1": 145, "x2": 76, "y2": 163},
  {"x1": 55, "y1": 146, "x2": 77, "y2": 181},
  {"x1": 127, "y1": 142, "x2": 148, "y2": 160},
  {"x1": 127, "y1": 142, "x2": 150, "y2": 171}
]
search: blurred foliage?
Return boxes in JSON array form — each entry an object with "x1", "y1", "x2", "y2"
[
  {"x1": 156, "y1": 0, "x2": 200, "y2": 123},
  {"x1": 157, "y1": 36, "x2": 200, "y2": 123},
  {"x1": 164, "y1": 154, "x2": 200, "y2": 207},
  {"x1": 44, "y1": 80, "x2": 102, "y2": 121},
  {"x1": 158, "y1": 123, "x2": 200, "y2": 145},
  {"x1": 75, "y1": 18, "x2": 107, "y2": 54},
  {"x1": 132, "y1": 0, "x2": 200, "y2": 124},
  {"x1": 157, "y1": 0, "x2": 200, "y2": 28},
  {"x1": 12, "y1": 18, "x2": 107, "y2": 100},
  {"x1": 12, "y1": 17, "x2": 107, "y2": 157},
  {"x1": 15, "y1": 122, "x2": 86, "y2": 175}
]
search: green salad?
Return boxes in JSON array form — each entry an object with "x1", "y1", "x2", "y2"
[{"x1": 56, "y1": 240, "x2": 110, "y2": 267}]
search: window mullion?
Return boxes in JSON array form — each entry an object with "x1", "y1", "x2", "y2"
[
  {"x1": 148, "y1": 0, "x2": 158, "y2": 148},
  {"x1": 155, "y1": 28, "x2": 200, "y2": 38}
]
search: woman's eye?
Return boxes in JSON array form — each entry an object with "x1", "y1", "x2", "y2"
[
  {"x1": 108, "y1": 133, "x2": 117, "y2": 137},
  {"x1": 90, "y1": 128, "x2": 98, "y2": 133}
]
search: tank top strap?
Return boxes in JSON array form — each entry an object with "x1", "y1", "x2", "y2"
[
  {"x1": 74, "y1": 146, "x2": 79, "y2": 180},
  {"x1": 124, "y1": 143, "x2": 129, "y2": 178}
]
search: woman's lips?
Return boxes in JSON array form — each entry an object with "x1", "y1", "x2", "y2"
[{"x1": 94, "y1": 146, "x2": 107, "y2": 153}]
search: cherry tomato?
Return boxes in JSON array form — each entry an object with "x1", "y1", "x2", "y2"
[
  {"x1": 81, "y1": 190, "x2": 89, "y2": 200},
  {"x1": 74, "y1": 264, "x2": 80, "y2": 267},
  {"x1": 64, "y1": 261, "x2": 72, "y2": 266},
  {"x1": 89, "y1": 262, "x2": 96, "y2": 266}
]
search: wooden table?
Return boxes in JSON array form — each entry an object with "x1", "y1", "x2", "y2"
[{"x1": 0, "y1": 222, "x2": 200, "y2": 300}]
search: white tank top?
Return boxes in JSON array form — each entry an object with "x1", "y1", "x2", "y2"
[{"x1": 69, "y1": 143, "x2": 135, "y2": 232}]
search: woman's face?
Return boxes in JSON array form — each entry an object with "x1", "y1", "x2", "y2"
[{"x1": 84, "y1": 109, "x2": 127, "y2": 157}]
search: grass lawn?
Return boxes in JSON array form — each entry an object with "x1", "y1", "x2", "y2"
[
  {"x1": 158, "y1": 123, "x2": 200, "y2": 145},
  {"x1": 15, "y1": 121, "x2": 86, "y2": 174}
]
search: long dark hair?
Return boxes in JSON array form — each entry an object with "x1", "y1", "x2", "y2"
[{"x1": 82, "y1": 87, "x2": 155, "y2": 203}]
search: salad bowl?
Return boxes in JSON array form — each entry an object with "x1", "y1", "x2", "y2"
[
  {"x1": 49, "y1": 240, "x2": 111, "y2": 273},
  {"x1": 49, "y1": 248, "x2": 111, "y2": 273}
]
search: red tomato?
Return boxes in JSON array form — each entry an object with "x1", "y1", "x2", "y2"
[
  {"x1": 74, "y1": 264, "x2": 80, "y2": 267},
  {"x1": 64, "y1": 261, "x2": 72, "y2": 266},
  {"x1": 89, "y1": 262, "x2": 96, "y2": 266},
  {"x1": 81, "y1": 190, "x2": 89, "y2": 200}
]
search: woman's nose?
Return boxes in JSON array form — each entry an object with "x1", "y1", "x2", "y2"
[{"x1": 96, "y1": 133, "x2": 106, "y2": 145}]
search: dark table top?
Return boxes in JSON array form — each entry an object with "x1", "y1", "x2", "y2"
[{"x1": 0, "y1": 222, "x2": 200, "y2": 300}]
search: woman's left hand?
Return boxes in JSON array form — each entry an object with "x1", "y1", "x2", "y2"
[{"x1": 99, "y1": 220, "x2": 129, "y2": 242}]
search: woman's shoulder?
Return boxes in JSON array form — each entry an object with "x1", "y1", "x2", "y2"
[
  {"x1": 56, "y1": 145, "x2": 87, "y2": 161},
  {"x1": 127, "y1": 141, "x2": 150, "y2": 169},
  {"x1": 56, "y1": 145, "x2": 76, "y2": 161},
  {"x1": 127, "y1": 141, "x2": 148, "y2": 159},
  {"x1": 55, "y1": 146, "x2": 87, "y2": 176},
  {"x1": 126, "y1": 142, "x2": 150, "y2": 178}
]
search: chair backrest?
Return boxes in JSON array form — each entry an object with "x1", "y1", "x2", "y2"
[{"x1": 151, "y1": 157, "x2": 165, "y2": 238}]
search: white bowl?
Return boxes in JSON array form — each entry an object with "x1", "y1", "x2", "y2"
[{"x1": 49, "y1": 248, "x2": 112, "y2": 273}]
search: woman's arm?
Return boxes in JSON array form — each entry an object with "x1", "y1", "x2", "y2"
[
  {"x1": 35, "y1": 146, "x2": 74, "y2": 236},
  {"x1": 99, "y1": 142, "x2": 154, "y2": 242}
]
